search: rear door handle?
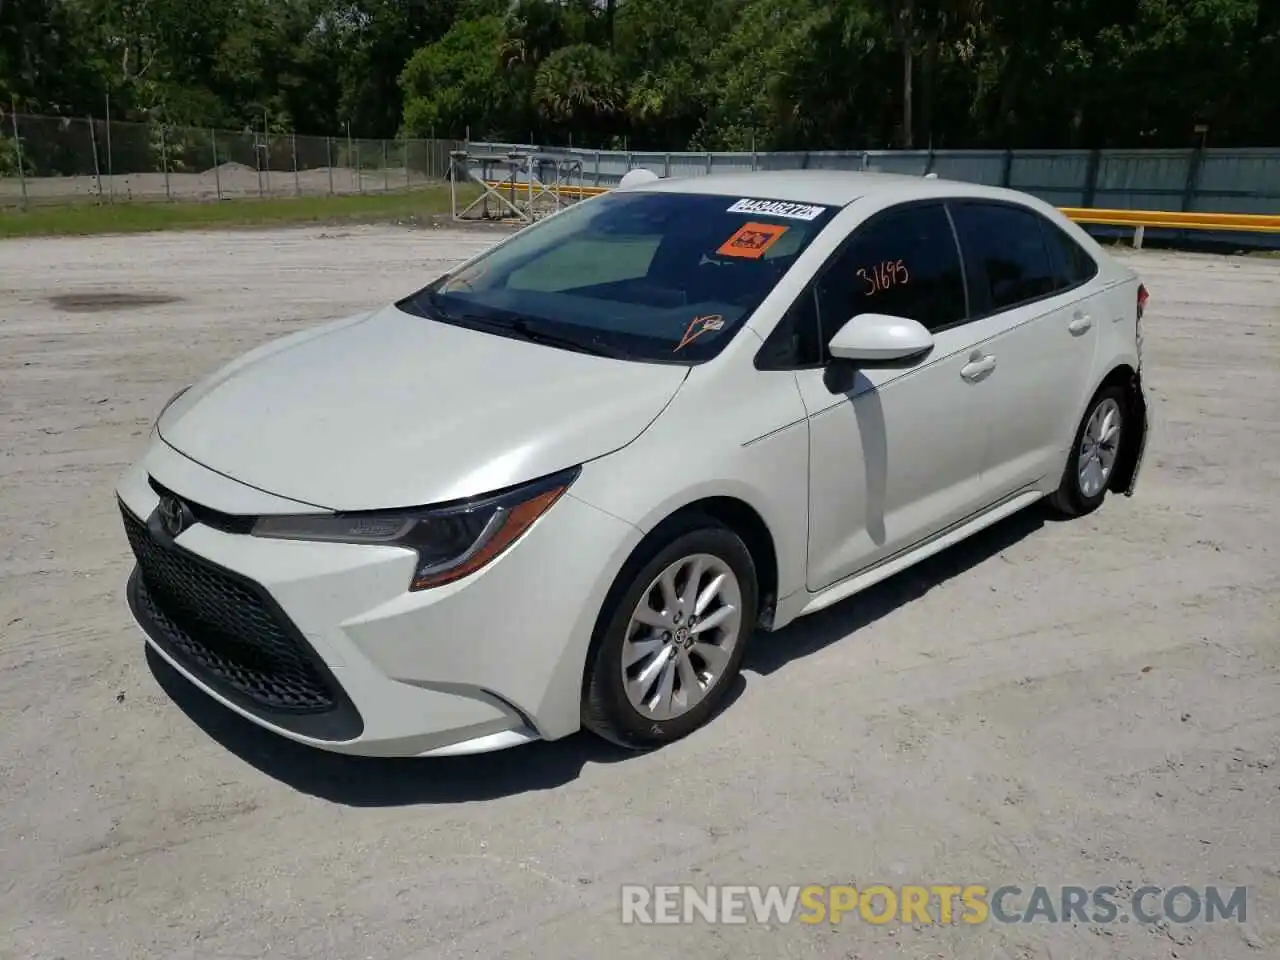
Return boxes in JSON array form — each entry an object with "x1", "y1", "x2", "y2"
[
  {"x1": 960, "y1": 354, "x2": 997, "y2": 381},
  {"x1": 1068, "y1": 311, "x2": 1093, "y2": 335}
]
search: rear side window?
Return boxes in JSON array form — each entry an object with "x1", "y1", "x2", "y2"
[
  {"x1": 1039, "y1": 220, "x2": 1099, "y2": 290},
  {"x1": 950, "y1": 202, "x2": 1057, "y2": 314}
]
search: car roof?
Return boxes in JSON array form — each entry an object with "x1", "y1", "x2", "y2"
[{"x1": 630, "y1": 169, "x2": 1035, "y2": 209}]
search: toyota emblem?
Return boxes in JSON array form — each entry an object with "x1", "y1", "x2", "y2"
[{"x1": 158, "y1": 495, "x2": 191, "y2": 537}]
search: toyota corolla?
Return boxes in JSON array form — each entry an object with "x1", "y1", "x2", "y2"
[{"x1": 118, "y1": 169, "x2": 1149, "y2": 757}]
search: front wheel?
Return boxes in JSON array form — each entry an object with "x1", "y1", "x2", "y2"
[
  {"x1": 582, "y1": 519, "x2": 758, "y2": 749},
  {"x1": 1047, "y1": 385, "x2": 1126, "y2": 518}
]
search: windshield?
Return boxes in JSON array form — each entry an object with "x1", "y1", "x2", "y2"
[{"x1": 396, "y1": 190, "x2": 839, "y2": 363}]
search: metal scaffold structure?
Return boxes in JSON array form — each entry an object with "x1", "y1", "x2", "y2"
[{"x1": 449, "y1": 149, "x2": 588, "y2": 224}]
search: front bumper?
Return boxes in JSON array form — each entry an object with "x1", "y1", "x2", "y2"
[{"x1": 116, "y1": 452, "x2": 642, "y2": 757}]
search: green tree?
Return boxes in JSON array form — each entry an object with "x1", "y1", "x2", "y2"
[
  {"x1": 533, "y1": 43, "x2": 624, "y2": 142},
  {"x1": 400, "y1": 15, "x2": 515, "y2": 139}
]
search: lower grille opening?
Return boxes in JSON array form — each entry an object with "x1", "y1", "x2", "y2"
[{"x1": 121, "y1": 501, "x2": 363, "y2": 740}]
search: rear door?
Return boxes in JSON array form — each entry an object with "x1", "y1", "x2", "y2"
[{"x1": 947, "y1": 200, "x2": 1102, "y2": 500}]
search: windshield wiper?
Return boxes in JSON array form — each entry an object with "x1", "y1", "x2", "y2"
[
  {"x1": 466, "y1": 315, "x2": 627, "y2": 359},
  {"x1": 408, "y1": 292, "x2": 626, "y2": 359}
]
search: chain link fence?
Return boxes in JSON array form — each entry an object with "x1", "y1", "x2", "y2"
[{"x1": 0, "y1": 111, "x2": 462, "y2": 208}]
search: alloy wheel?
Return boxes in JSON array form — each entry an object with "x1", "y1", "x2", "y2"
[
  {"x1": 1077, "y1": 397, "x2": 1123, "y2": 499},
  {"x1": 621, "y1": 553, "x2": 743, "y2": 722}
]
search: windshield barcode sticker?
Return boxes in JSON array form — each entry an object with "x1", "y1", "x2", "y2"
[{"x1": 727, "y1": 198, "x2": 827, "y2": 221}]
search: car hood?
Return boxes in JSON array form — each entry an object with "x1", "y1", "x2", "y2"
[{"x1": 157, "y1": 304, "x2": 689, "y2": 511}]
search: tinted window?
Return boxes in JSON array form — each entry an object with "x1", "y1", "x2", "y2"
[
  {"x1": 817, "y1": 204, "x2": 967, "y2": 342},
  {"x1": 1039, "y1": 219, "x2": 1099, "y2": 290},
  {"x1": 397, "y1": 191, "x2": 837, "y2": 364},
  {"x1": 757, "y1": 286, "x2": 823, "y2": 367},
  {"x1": 756, "y1": 204, "x2": 967, "y2": 368},
  {"x1": 951, "y1": 203, "x2": 1057, "y2": 313}
]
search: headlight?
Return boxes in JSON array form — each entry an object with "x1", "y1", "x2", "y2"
[
  {"x1": 249, "y1": 467, "x2": 579, "y2": 590},
  {"x1": 155, "y1": 385, "x2": 191, "y2": 428}
]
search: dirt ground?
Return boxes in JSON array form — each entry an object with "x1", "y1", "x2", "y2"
[{"x1": 0, "y1": 227, "x2": 1277, "y2": 960}]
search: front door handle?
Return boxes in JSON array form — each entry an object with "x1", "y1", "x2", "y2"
[
  {"x1": 960, "y1": 354, "x2": 997, "y2": 381},
  {"x1": 1068, "y1": 311, "x2": 1093, "y2": 335}
]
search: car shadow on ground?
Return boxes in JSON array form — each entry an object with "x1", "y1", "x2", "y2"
[
  {"x1": 147, "y1": 504, "x2": 1047, "y2": 806},
  {"x1": 148, "y1": 644, "x2": 648, "y2": 805},
  {"x1": 744, "y1": 504, "x2": 1047, "y2": 674}
]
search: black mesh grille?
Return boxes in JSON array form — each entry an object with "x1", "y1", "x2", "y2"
[{"x1": 122, "y1": 503, "x2": 337, "y2": 713}]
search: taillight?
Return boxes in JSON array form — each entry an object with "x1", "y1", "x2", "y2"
[{"x1": 1137, "y1": 283, "x2": 1149, "y2": 320}]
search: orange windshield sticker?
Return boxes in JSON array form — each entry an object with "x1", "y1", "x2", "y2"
[
  {"x1": 675, "y1": 314, "x2": 726, "y2": 351},
  {"x1": 717, "y1": 222, "x2": 789, "y2": 259}
]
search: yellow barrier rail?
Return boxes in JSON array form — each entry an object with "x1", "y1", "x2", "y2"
[
  {"x1": 479, "y1": 181, "x2": 1280, "y2": 239},
  {"x1": 1060, "y1": 207, "x2": 1280, "y2": 235},
  {"x1": 479, "y1": 180, "x2": 609, "y2": 199}
]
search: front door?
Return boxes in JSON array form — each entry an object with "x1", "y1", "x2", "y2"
[{"x1": 788, "y1": 202, "x2": 992, "y2": 592}]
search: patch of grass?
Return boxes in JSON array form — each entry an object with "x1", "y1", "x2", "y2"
[{"x1": 0, "y1": 186, "x2": 477, "y2": 238}]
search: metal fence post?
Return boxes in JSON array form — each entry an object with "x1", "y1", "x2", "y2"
[
  {"x1": 346, "y1": 125, "x2": 354, "y2": 192},
  {"x1": 263, "y1": 114, "x2": 271, "y2": 197},
  {"x1": 211, "y1": 129, "x2": 221, "y2": 200},
  {"x1": 357, "y1": 142, "x2": 364, "y2": 193},
  {"x1": 160, "y1": 122, "x2": 172, "y2": 200},
  {"x1": 383, "y1": 139, "x2": 389, "y2": 192},
  {"x1": 594, "y1": 151, "x2": 601, "y2": 185},
  {"x1": 706, "y1": 151, "x2": 712, "y2": 174},
  {"x1": 88, "y1": 116, "x2": 104, "y2": 200},
  {"x1": 9, "y1": 105, "x2": 27, "y2": 210},
  {"x1": 104, "y1": 94, "x2": 115, "y2": 202},
  {"x1": 326, "y1": 137, "x2": 334, "y2": 195},
  {"x1": 292, "y1": 132, "x2": 300, "y2": 196},
  {"x1": 1181, "y1": 144, "x2": 1205, "y2": 212},
  {"x1": 1083, "y1": 148, "x2": 1102, "y2": 208},
  {"x1": 1001, "y1": 148, "x2": 1014, "y2": 187},
  {"x1": 404, "y1": 140, "x2": 410, "y2": 189}
]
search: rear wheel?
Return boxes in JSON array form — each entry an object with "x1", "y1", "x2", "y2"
[
  {"x1": 1047, "y1": 385, "x2": 1126, "y2": 518},
  {"x1": 582, "y1": 519, "x2": 758, "y2": 749}
]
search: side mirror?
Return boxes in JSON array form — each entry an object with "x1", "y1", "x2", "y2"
[{"x1": 827, "y1": 313, "x2": 934, "y2": 367}]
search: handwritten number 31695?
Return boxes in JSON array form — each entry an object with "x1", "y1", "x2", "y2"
[{"x1": 858, "y1": 260, "x2": 909, "y2": 295}]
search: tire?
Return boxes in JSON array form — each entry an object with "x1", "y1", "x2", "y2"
[
  {"x1": 1047, "y1": 384, "x2": 1127, "y2": 518},
  {"x1": 582, "y1": 516, "x2": 759, "y2": 749}
]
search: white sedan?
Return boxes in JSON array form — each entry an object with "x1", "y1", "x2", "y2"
[{"x1": 117, "y1": 170, "x2": 1149, "y2": 757}]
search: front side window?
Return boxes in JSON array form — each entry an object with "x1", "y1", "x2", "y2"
[
  {"x1": 950, "y1": 202, "x2": 1058, "y2": 314},
  {"x1": 396, "y1": 191, "x2": 838, "y2": 363},
  {"x1": 757, "y1": 203, "x2": 968, "y2": 367},
  {"x1": 815, "y1": 203, "x2": 967, "y2": 352}
]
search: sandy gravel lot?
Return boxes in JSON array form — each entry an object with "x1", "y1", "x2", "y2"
[{"x1": 1, "y1": 226, "x2": 1277, "y2": 960}]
